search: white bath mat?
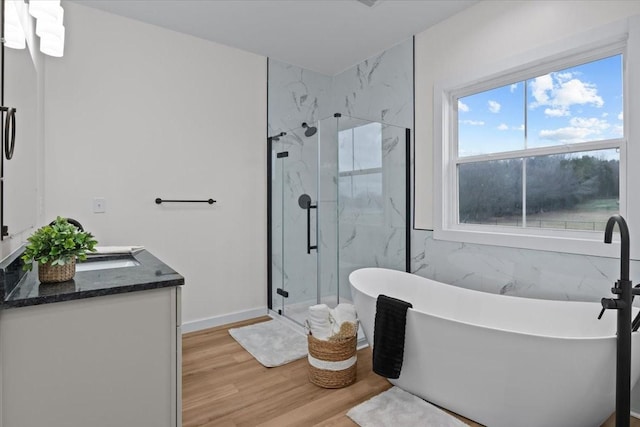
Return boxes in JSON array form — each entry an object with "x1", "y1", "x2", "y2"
[
  {"x1": 228, "y1": 320, "x2": 307, "y2": 368},
  {"x1": 347, "y1": 386, "x2": 469, "y2": 427}
]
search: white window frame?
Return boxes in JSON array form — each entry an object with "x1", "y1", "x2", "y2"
[{"x1": 433, "y1": 19, "x2": 640, "y2": 258}]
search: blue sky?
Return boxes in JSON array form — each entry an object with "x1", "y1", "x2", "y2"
[{"x1": 458, "y1": 54, "x2": 623, "y2": 157}]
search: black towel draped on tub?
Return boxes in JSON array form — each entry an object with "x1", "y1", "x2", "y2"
[{"x1": 372, "y1": 294, "x2": 413, "y2": 379}]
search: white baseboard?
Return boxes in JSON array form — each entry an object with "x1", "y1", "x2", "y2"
[
  {"x1": 356, "y1": 337, "x2": 369, "y2": 350},
  {"x1": 181, "y1": 307, "x2": 268, "y2": 333},
  {"x1": 632, "y1": 410, "x2": 640, "y2": 419}
]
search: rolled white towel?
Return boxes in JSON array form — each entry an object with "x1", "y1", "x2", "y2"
[
  {"x1": 308, "y1": 303, "x2": 328, "y2": 316},
  {"x1": 307, "y1": 304, "x2": 332, "y2": 340},
  {"x1": 329, "y1": 303, "x2": 357, "y2": 336},
  {"x1": 329, "y1": 308, "x2": 340, "y2": 335},
  {"x1": 334, "y1": 303, "x2": 357, "y2": 325}
]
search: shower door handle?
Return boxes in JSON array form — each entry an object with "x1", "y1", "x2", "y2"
[
  {"x1": 306, "y1": 200, "x2": 317, "y2": 254},
  {"x1": 299, "y1": 194, "x2": 317, "y2": 254}
]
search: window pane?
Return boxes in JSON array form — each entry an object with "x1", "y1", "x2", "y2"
[
  {"x1": 458, "y1": 83, "x2": 525, "y2": 157},
  {"x1": 458, "y1": 159, "x2": 523, "y2": 226},
  {"x1": 525, "y1": 149, "x2": 619, "y2": 231},
  {"x1": 527, "y1": 54, "x2": 623, "y2": 148}
]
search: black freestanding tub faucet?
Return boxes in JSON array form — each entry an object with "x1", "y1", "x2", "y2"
[{"x1": 600, "y1": 214, "x2": 640, "y2": 427}]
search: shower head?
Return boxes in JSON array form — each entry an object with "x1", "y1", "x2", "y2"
[{"x1": 301, "y1": 122, "x2": 317, "y2": 137}]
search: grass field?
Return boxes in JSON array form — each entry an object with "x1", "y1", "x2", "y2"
[{"x1": 469, "y1": 198, "x2": 619, "y2": 231}]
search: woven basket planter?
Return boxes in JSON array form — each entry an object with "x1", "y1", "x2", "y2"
[
  {"x1": 307, "y1": 328, "x2": 357, "y2": 389},
  {"x1": 38, "y1": 258, "x2": 76, "y2": 283}
]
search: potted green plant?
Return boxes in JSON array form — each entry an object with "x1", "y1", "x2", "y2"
[{"x1": 21, "y1": 217, "x2": 98, "y2": 283}]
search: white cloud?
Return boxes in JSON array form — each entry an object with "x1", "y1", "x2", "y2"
[
  {"x1": 539, "y1": 127, "x2": 594, "y2": 142},
  {"x1": 555, "y1": 72, "x2": 573, "y2": 81},
  {"x1": 569, "y1": 117, "x2": 610, "y2": 130},
  {"x1": 460, "y1": 119, "x2": 485, "y2": 126},
  {"x1": 539, "y1": 117, "x2": 610, "y2": 143},
  {"x1": 530, "y1": 74, "x2": 553, "y2": 106},
  {"x1": 458, "y1": 100, "x2": 469, "y2": 112},
  {"x1": 495, "y1": 123, "x2": 523, "y2": 131},
  {"x1": 529, "y1": 72, "x2": 604, "y2": 117},
  {"x1": 510, "y1": 83, "x2": 518, "y2": 93},
  {"x1": 601, "y1": 112, "x2": 609, "y2": 118},
  {"x1": 488, "y1": 100, "x2": 501, "y2": 113},
  {"x1": 618, "y1": 111, "x2": 624, "y2": 121},
  {"x1": 544, "y1": 108, "x2": 570, "y2": 117},
  {"x1": 554, "y1": 79, "x2": 603, "y2": 108}
]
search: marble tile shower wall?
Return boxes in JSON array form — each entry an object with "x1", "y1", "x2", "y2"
[
  {"x1": 267, "y1": 60, "x2": 332, "y2": 136},
  {"x1": 331, "y1": 40, "x2": 412, "y2": 300},
  {"x1": 269, "y1": 40, "x2": 413, "y2": 308},
  {"x1": 331, "y1": 39, "x2": 413, "y2": 129}
]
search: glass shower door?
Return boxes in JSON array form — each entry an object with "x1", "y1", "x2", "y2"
[
  {"x1": 335, "y1": 116, "x2": 409, "y2": 302},
  {"x1": 271, "y1": 125, "x2": 320, "y2": 324},
  {"x1": 270, "y1": 116, "x2": 409, "y2": 325},
  {"x1": 271, "y1": 136, "x2": 285, "y2": 316}
]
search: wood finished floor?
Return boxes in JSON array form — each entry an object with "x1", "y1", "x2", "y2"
[{"x1": 182, "y1": 317, "x2": 638, "y2": 427}]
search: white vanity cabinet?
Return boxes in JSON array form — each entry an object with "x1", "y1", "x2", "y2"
[{"x1": 0, "y1": 286, "x2": 181, "y2": 427}]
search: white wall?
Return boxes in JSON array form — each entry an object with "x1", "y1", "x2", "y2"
[
  {"x1": 44, "y1": 2, "x2": 267, "y2": 327},
  {"x1": 414, "y1": 0, "x2": 640, "y2": 230}
]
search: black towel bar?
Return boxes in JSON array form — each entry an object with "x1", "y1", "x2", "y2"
[{"x1": 155, "y1": 198, "x2": 216, "y2": 205}]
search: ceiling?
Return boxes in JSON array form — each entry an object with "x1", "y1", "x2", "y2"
[{"x1": 71, "y1": 0, "x2": 478, "y2": 75}]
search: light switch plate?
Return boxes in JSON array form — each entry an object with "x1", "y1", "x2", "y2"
[{"x1": 93, "y1": 197, "x2": 106, "y2": 213}]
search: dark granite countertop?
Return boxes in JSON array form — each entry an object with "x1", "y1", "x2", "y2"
[{"x1": 0, "y1": 248, "x2": 184, "y2": 309}]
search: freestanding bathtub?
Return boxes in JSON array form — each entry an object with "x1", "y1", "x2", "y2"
[{"x1": 350, "y1": 267, "x2": 640, "y2": 427}]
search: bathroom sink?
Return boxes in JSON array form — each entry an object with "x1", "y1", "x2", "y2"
[{"x1": 76, "y1": 256, "x2": 141, "y2": 272}]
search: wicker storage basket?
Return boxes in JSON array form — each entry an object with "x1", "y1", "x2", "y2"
[
  {"x1": 307, "y1": 328, "x2": 357, "y2": 388},
  {"x1": 38, "y1": 258, "x2": 76, "y2": 283}
]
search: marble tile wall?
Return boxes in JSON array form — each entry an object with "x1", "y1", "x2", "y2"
[
  {"x1": 268, "y1": 41, "x2": 412, "y2": 311},
  {"x1": 267, "y1": 59, "x2": 332, "y2": 136},
  {"x1": 331, "y1": 40, "x2": 412, "y2": 301},
  {"x1": 410, "y1": 229, "x2": 631, "y2": 303},
  {"x1": 331, "y1": 39, "x2": 413, "y2": 129}
]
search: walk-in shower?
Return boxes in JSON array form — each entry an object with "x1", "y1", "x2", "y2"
[{"x1": 267, "y1": 114, "x2": 410, "y2": 325}]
